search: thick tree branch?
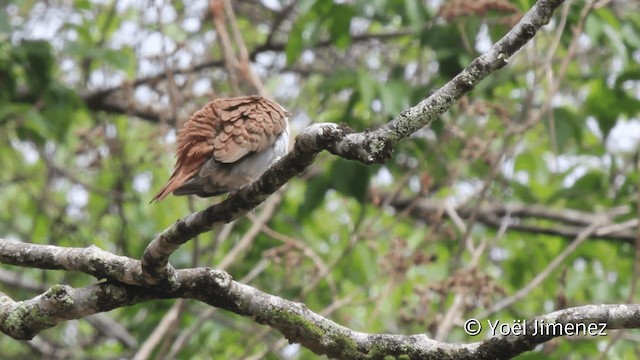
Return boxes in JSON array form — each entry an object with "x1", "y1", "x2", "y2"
[
  {"x1": 0, "y1": 268, "x2": 137, "y2": 348},
  {"x1": 2, "y1": 239, "x2": 639, "y2": 359},
  {"x1": 0, "y1": 242, "x2": 146, "y2": 285},
  {"x1": 0, "y1": 282, "x2": 154, "y2": 340}
]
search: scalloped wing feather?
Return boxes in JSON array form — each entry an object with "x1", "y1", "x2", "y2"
[{"x1": 211, "y1": 95, "x2": 287, "y2": 163}]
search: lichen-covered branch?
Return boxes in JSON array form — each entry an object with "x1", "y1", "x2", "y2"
[
  {"x1": 141, "y1": 0, "x2": 566, "y2": 284},
  {"x1": 0, "y1": 241, "x2": 146, "y2": 285},
  {"x1": 0, "y1": 282, "x2": 154, "y2": 340},
  {"x1": 2, "y1": 239, "x2": 639, "y2": 359}
]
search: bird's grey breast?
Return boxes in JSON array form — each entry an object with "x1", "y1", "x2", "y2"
[{"x1": 229, "y1": 121, "x2": 290, "y2": 179}]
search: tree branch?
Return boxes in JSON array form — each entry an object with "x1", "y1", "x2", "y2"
[{"x1": 2, "y1": 239, "x2": 639, "y2": 359}]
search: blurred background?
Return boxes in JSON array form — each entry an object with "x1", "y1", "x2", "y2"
[{"x1": 1, "y1": 0, "x2": 640, "y2": 358}]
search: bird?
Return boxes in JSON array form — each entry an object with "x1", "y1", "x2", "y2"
[{"x1": 151, "y1": 95, "x2": 290, "y2": 202}]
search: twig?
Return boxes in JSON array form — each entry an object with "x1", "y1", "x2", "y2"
[
  {"x1": 390, "y1": 197, "x2": 636, "y2": 242},
  {"x1": 478, "y1": 220, "x2": 605, "y2": 318},
  {"x1": 210, "y1": 0, "x2": 240, "y2": 93},
  {"x1": 133, "y1": 299, "x2": 185, "y2": 360},
  {"x1": 216, "y1": 190, "x2": 283, "y2": 270}
]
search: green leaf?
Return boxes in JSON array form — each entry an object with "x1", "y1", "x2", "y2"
[
  {"x1": 287, "y1": 1, "x2": 354, "y2": 62},
  {"x1": 594, "y1": 7, "x2": 621, "y2": 29},
  {"x1": 285, "y1": 24, "x2": 304, "y2": 64},
  {"x1": 95, "y1": 2, "x2": 121, "y2": 39},
  {"x1": 602, "y1": 25, "x2": 628, "y2": 64},
  {"x1": 74, "y1": 0, "x2": 92, "y2": 10},
  {"x1": 329, "y1": 4, "x2": 354, "y2": 49},
  {"x1": 615, "y1": 67, "x2": 640, "y2": 86},
  {"x1": 102, "y1": 47, "x2": 136, "y2": 74},
  {"x1": 165, "y1": 23, "x2": 187, "y2": 42},
  {"x1": 379, "y1": 81, "x2": 411, "y2": 116},
  {"x1": 351, "y1": 242, "x2": 376, "y2": 283},
  {"x1": 318, "y1": 69, "x2": 358, "y2": 96},
  {"x1": 404, "y1": 0, "x2": 424, "y2": 33},
  {"x1": 0, "y1": 42, "x2": 17, "y2": 100},
  {"x1": 357, "y1": 69, "x2": 377, "y2": 110},
  {"x1": 548, "y1": 107, "x2": 582, "y2": 152},
  {"x1": 14, "y1": 40, "x2": 54, "y2": 94},
  {"x1": 551, "y1": 170, "x2": 607, "y2": 208},
  {"x1": 17, "y1": 108, "x2": 48, "y2": 144},
  {"x1": 621, "y1": 22, "x2": 640, "y2": 48},
  {"x1": 329, "y1": 158, "x2": 371, "y2": 203},
  {"x1": 0, "y1": 9, "x2": 11, "y2": 34},
  {"x1": 585, "y1": 78, "x2": 640, "y2": 140},
  {"x1": 584, "y1": 15, "x2": 603, "y2": 44},
  {"x1": 299, "y1": 175, "x2": 330, "y2": 217},
  {"x1": 585, "y1": 80, "x2": 618, "y2": 140},
  {"x1": 572, "y1": 171, "x2": 605, "y2": 192},
  {"x1": 42, "y1": 84, "x2": 82, "y2": 141}
]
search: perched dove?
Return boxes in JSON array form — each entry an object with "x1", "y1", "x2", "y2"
[{"x1": 151, "y1": 95, "x2": 290, "y2": 202}]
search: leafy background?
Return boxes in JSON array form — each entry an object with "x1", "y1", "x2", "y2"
[{"x1": 1, "y1": 0, "x2": 640, "y2": 358}]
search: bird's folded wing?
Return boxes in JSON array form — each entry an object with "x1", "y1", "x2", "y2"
[{"x1": 211, "y1": 96, "x2": 288, "y2": 163}]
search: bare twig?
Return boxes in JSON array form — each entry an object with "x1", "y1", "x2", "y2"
[
  {"x1": 210, "y1": 0, "x2": 241, "y2": 93},
  {"x1": 390, "y1": 197, "x2": 635, "y2": 242},
  {"x1": 478, "y1": 220, "x2": 605, "y2": 318},
  {"x1": 133, "y1": 299, "x2": 185, "y2": 360},
  {"x1": 216, "y1": 190, "x2": 283, "y2": 270}
]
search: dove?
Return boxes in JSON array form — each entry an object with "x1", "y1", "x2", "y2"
[{"x1": 151, "y1": 95, "x2": 290, "y2": 202}]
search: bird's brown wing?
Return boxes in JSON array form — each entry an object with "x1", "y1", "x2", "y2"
[
  {"x1": 151, "y1": 95, "x2": 288, "y2": 202},
  {"x1": 211, "y1": 95, "x2": 288, "y2": 163}
]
